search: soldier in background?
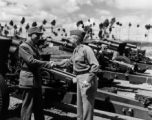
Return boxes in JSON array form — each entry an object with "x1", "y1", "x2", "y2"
[
  {"x1": 117, "y1": 42, "x2": 127, "y2": 56},
  {"x1": 52, "y1": 30, "x2": 99, "y2": 120},
  {"x1": 19, "y1": 27, "x2": 54, "y2": 120},
  {"x1": 112, "y1": 42, "x2": 127, "y2": 59}
]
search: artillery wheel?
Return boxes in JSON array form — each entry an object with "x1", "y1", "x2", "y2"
[
  {"x1": 113, "y1": 56, "x2": 131, "y2": 64},
  {"x1": 0, "y1": 74, "x2": 9, "y2": 119}
]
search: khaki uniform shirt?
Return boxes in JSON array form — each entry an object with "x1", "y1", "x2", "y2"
[
  {"x1": 55, "y1": 44, "x2": 99, "y2": 83},
  {"x1": 19, "y1": 39, "x2": 48, "y2": 88}
]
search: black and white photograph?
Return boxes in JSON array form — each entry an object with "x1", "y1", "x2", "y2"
[{"x1": 0, "y1": 0, "x2": 152, "y2": 120}]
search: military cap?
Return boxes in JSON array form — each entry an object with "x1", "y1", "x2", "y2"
[
  {"x1": 70, "y1": 30, "x2": 86, "y2": 39},
  {"x1": 27, "y1": 27, "x2": 43, "y2": 36}
]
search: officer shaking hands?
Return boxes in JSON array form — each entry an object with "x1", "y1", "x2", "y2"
[
  {"x1": 19, "y1": 27, "x2": 54, "y2": 120},
  {"x1": 52, "y1": 30, "x2": 99, "y2": 120}
]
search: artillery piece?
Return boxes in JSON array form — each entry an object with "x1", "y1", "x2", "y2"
[
  {"x1": 43, "y1": 38, "x2": 152, "y2": 84},
  {"x1": 38, "y1": 66, "x2": 152, "y2": 120},
  {"x1": 37, "y1": 38, "x2": 152, "y2": 120},
  {"x1": 100, "y1": 38, "x2": 152, "y2": 66},
  {"x1": 47, "y1": 38, "x2": 147, "y2": 74},
  {"x1": 28, "y1": 37, "x2": 152, "y2": 120},
  {"x1": 0, "y1": 36, "x2": 23, "y2": 119},
  {"x1": 82, "y1": 39, "x2": 150, "y2": 71},
  {"x1": 1, "y1": 35, "x2": 152, "y2": 120},
  {"x1": 0, "y1": 36, "x2": 76, "y2": 119}
]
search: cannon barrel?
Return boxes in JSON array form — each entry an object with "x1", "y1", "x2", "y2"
[
  {"x1": 103, "y1": 38, "x2": 137, "y2": 48},
  {"x1": 91, "y1": 40, "x2": 138, "y2": 52},
  {"x1": 89, "y1": 38, "x2": 137, "y2": 48},
  {"x1": 92, "y1": 40, "x2": 118, "y2": 47},
  {"x1": 50, "y1": 39, "x2": 103, "y2": 52},
  {"x1": 39, "y1": 67, "x2": 76, "y2": 86},
  {"x1": 11, "y1": 39, "x2": 22, "y2": 46},
  {"x1": 48, "y1": 38, "x2": 135, "y2": 54},
  {"x1": 49, "y1": 39, "x2": 74, "y2": 49}
]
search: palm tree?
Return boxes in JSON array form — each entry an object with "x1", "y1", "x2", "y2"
[
  {"x1": 13, "y1": 24, "x2": 17, "y2": 36},
  {"x1": 76, "y1": 20, "x2": 83, "y2": 29},
  {"x1": 50, "y1": 19, "x2": 56, "y2": 36},
  {"x1": 145, "y1": 24, "x2": 151, "y2": 41},
  {"x1": 103, "y1": 19, "x2": 109, "y2": 38},
  {"x1": 20, "y1": 17, "x2": 25, "y2": 37},
  {"x1": 9, "y1": 20, "x2": 14, "y2": 36},
  {"x1": 119, "y1": 23, "x2": 122, "y2": 39},
  {"x1": 25, "y1": 23, "x2": 30, "y2": 38},
  {"x1": 116, "y1": 22, "x2": 120, "y2": 39},
  {"x1": 136, "y1": 24, "x2": 140, "y2": 41},
  {"x1": 128, "y1": 22, "x2": 131, "y2": 41}
]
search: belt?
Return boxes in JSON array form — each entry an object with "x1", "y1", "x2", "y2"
[
  {"x1": 21, "y1": 67, "x2": 30, "y2": 71},
  {"x1": 74, "y1": 71, "x2": 89, "y2": 75}
]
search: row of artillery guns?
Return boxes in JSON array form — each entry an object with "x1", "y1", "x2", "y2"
[
  {"x1": 45, "y1": 38, "x2": 149, "y2": 74},
  {"x1": 38, "y1": 37, "x2": 152, "y2": 120},
  {"x1": 1, "y1": 35, "x2": 152, "y2": 119}
]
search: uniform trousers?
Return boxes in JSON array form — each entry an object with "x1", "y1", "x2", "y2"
[
  {"x1": 21, "y1": 88, "x2": 45, "y2": 120},
  {"x1": 77, "y1": 73, "x2": 98, "y2": 120}
]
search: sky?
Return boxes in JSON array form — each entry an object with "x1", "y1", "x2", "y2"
[{"x1": 1, "y1": 0, "x2": 152, "y2": 42}]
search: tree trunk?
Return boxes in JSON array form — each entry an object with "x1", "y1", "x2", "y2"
[
  {"x1": 128, "y1": 27, "x2": 130, "y2": 41},
  {"x1": 119, "y1": 27, "x2": 121, "y2": 40},
  {"x1": 147, "y1": 30, "x2": 149, "y2": 41}
]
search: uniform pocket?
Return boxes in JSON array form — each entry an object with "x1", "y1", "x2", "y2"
[
  {"x1": 19, "y1": 71, "x2": 34, "y2": 86},
  {"x1": 79, "y1": 82, "x2": 92, "y2": 97},
  {"x1": 75, "y1": 54, "x2": 85, "y2": 63}
]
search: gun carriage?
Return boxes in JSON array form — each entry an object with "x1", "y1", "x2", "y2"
[
  {"x1": 97, "y1": 38, "x2": 152, "y2": 69},
  {"x1": 38, "y1": 38, "x2": 152, "y2": 120},
  {"x1": 1, "y1": 35, "x2": 152, "y2": 120}
]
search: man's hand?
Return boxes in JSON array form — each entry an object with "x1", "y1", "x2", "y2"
[
  {"x1": 49, "y1": 61, "x2": 56, "y2": 67},
  {"x1": 46, "y1": 61, "x2": 56, "y2": 69},
  {"x1": 72, "y1": 77, "x2": 77, "y2": 83},
  {"x1": 82, "y1": 80, "x2": 90, "y2": 88}
]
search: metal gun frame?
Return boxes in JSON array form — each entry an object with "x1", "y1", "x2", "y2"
[
  {"x1": 1, "y1": 35, "x2": 152, "y2": 120},
  {"x1": 39, "y1": 67, "x2": 152, "y2": 120},
  {"x1": 94, "y1": 38, "x2": 152, "y2": 70}
]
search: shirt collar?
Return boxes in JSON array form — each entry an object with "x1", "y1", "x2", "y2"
[
  {"x1": 26, "y1": 39, "x2": 38, "y2": 48},
  {"x1": 74, "y1": 44, "x2": 83, "y2": 53}
]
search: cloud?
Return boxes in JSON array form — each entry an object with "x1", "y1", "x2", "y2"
[
  {"x1": 0, "y1": 0, "x2": 80, "y2": 24},
  {"x1": 78, "y1": 14, "x2": 88, "y2": 19},
  {"x1": 94, "y1": 9, "x2": 114, "y2": 24},
  {"x1": 93, "y1": 0, "x2": 152, "y2": 10},
  {"x1": 113, "y1": 0, "x2": 152, "y2": 10},
  {"x1": 77, "y1": 0, "x2": 93, "y2": 5},
  {"x1": 1, "y1": 0, "x2": 152, "y2": 42},
  {"x1": 95, "y1": 9, "x2": 111, "y2": 15},
  {"x1": 0, "y1": 12, "x2": 20, "y2": 22},
  {"x1": 3, "y1": 0, "x2": 82, "y2": 15},
  {"x1": 1, "y1": 3, "x2": 33, "y2": 17},
  {"x1": 0, "y1": 1, "x2": 7, "y2": 7}
]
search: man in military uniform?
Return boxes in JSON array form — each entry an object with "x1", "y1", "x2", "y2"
[
  {"x1": 53, "y1": 30, "x2": 99, "y2": 120},
  {"x1": 19, "y1": 27, "x2": 53, "y2": 120}
]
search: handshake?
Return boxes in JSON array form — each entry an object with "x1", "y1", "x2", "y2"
[
  {"x1": 46, "y1": 59, "x2": 69, "y2": 69},
  {"x1": 46, "y1": 61, "x2": 57, "y2": 69},
  {"x1": 45, "y1": 60, "x2": 77, "y2": 83}
]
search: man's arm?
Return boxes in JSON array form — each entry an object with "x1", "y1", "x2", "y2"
[
  {"x1": 85, "y1": 46, "x2": 99, "y2": 83},
  {"x1": 19, "y1": 45, "x2": 52, "y2": 68},
  {"x1": 53, "y1": 55, "x2": 74, "y2": 68}
]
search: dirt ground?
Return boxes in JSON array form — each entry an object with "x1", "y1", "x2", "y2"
[{"x1": 6, "y1": 96, "x2": 144, "y2": 120}]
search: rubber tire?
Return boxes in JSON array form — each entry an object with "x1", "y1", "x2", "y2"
[
  {"x1": 113, "y1": 56, "x2": 131, "y2": 64},
  {"x1": 0, "y1": 74, "x2": 9, "y2": 120}
]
